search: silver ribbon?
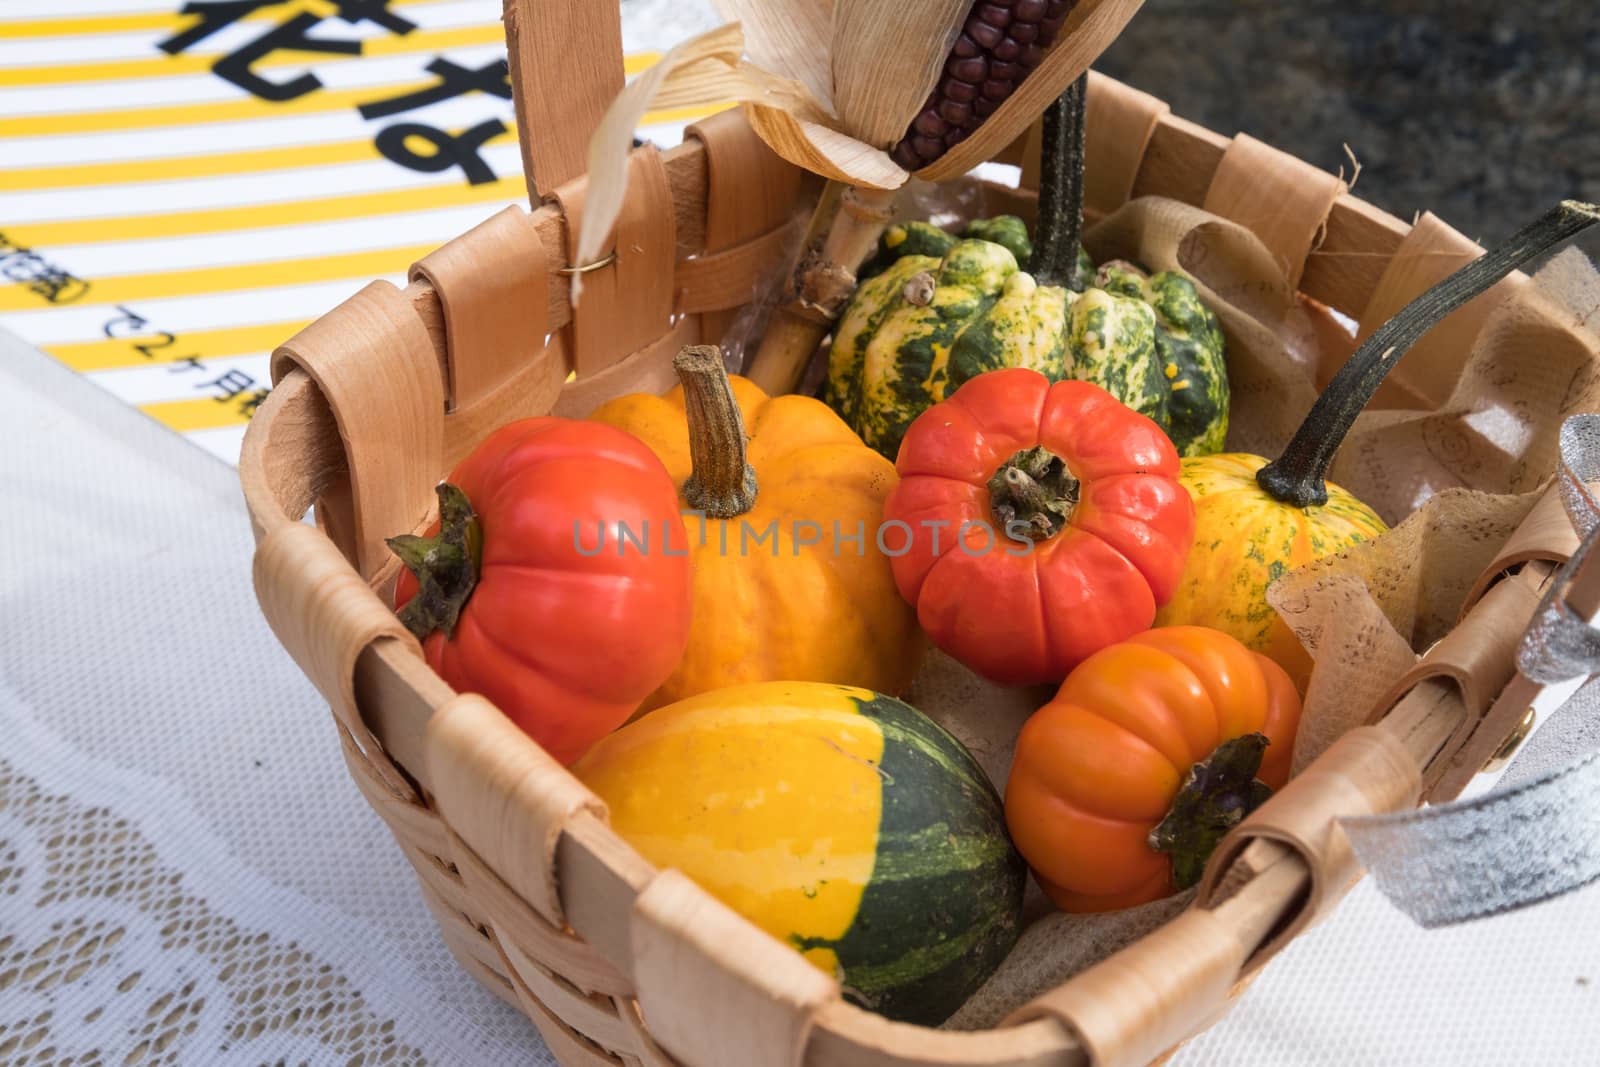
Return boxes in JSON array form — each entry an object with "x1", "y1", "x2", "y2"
[
  {"x1": 1518, "y1": 415, "x2": 1600, "y2": 685},
  {"x1": 1339, "y1": 413, "x2": 1600, "y2": 926}
]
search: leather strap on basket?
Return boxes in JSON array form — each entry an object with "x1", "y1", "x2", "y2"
[
  {"x1": 690, "y1": 110, "x2": 803, "y2": 254},
  {"x1": 1194, "y1": 726, "x2": 1421, "y2": 970},
  {"x1": 630, "y1": 870, "x2": 836, "y2": 1067},
  {"x1": 269, "y1": 280, "x2": 443, "y2": 582},
  {"x1": 1352, "y1": 212, "x2": 1507, "y2": 410},
  {"x1": 1409, "y1": 498, "x2": 1578, "y2": 795},
  {"x1": 551, "y1": 147, "x2": 676, "y2": 379},
  {"x1": 410, "y1": 205, "x2": 552, "y2": 412},
  {"x1": 676, "y1": 225, "x2": 801, "y2": 315},
  {"x1": 1083, "y1": 70, "x2": 1169, "y2": 219},
  {"x1": 553, "y1": 316, "x2": 701, "y2": 419},
  {"x1": 1337, "y1": 418, "x2": 1600, "y2": 924},
  {"x1": 685, "y1": 111, "x2": 804, "y2": 334},
  {"x1": 503, "y1": 0, "x2": 623, "y2": 200},
  {"x1": 252, "y1": 521, "x2": 423, "y2": 797},
  {"x1": 426, "y1": 693, "x2": 606, "y2": 928},
  {"x1": 1464, "y1": 483, "x2": 1580, "y2": 611},
  {"x1": 1370, "y1": 565, "x2": 1548, "y2": 782},
  {"x1": 411, "y1": 206, "x2": 574, "y2": 467},
  {"x1": 1202, "y1": 134, "x2": 1347, "y2": 291},
  {"x1": 1371, "y1": 487, "x2": 1577, "y2": 798},
  {"x1": 1005, "y1": 907, "x2": 1250, "y2": 1067}
]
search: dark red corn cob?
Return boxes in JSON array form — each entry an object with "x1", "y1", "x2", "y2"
[{"x1": 891, "y1": 0, "x2": 1077, "y2": 170}]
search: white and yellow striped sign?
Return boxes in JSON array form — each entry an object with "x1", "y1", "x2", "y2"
[{"x1": 0, "y1": 0, "x2": 724, "y2": 463}]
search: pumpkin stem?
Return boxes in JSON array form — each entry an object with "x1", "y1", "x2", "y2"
[
  {"x1": 1029, "y1": 74, "x2": 1089, "y2": 293},
  {"x1": 745, "y1": 183, "x2": 899, "y2": 396},
  {"x1": 1149, "y1": 733, "x2": 1274, "y2": 891},
  {"x1": 1258, "y1": 198, "x2": 1600, "y2": 508},
  {"x1": 988, "y1": 446, "x2": 1079, "y2": 540},
  {"x1": 388, "y1": 482, "x2": 482, "y2": 641},
  {"x1": 675, "y1": 345, "x2": 760, "y2": 519}
]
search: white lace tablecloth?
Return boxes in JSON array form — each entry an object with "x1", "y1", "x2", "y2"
[{"x1": 0, "y1": 328, "x2": 550, "y2": 1064}]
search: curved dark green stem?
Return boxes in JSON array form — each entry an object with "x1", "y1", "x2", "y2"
[
  {"x1": 1149, "y1": 733, "x2": 1273, "y2": 891},
  {"x1": 1028, "y1": 74, "x2": 1088, "y2": 292},
  {"x1": 389, "y1": 482, "x2": 482, "y2": 641},
  {"x1": 1258, "y1": 199, "x2": 1600, "y2": 508}
]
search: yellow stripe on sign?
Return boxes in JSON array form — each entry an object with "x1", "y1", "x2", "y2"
[
  {"x1": 140, "y1": 396, "x2": 252, "y2": 433},
  {"x1": 0, "y1": 138, "x2": 378, "y2": 191},
  {"x1": 638, "y1": 102, "x2": 732, "y2": 127},
  {"x1": 2, "y1": 81, "x2": 470, "y2": 138},
  {"x1": 0, "y1": 107, "x2": 716, "y2": 196},
  {"x1": 0, "y1": 23, "x2": 510, "y2": 88},
  {"x1": 11, "y1": 172, "x2": 522, "y2": 245},
  {"x1": 0, "y1": 243, "x2": 436, "y2": 313},
  {"x1": 46, "y1": 320, "x2": 310, "y2": 373},
  {"x1": 0, "y1": 0, "x2": 434, "y2": 40},
  {"x1": 0, "y1": 53, "x2": 662, "y2": 137}
]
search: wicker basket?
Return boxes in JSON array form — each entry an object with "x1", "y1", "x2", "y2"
[{"x1": 240, "y1": 7, "x2": 1587, "y2": 1066}]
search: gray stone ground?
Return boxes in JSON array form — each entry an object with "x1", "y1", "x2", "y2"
[
  {"x1": 1095, "y1": 0, "x2": 1599, "y2": 250},
  {"x1": 624, "y1": 0, "x2": 1599, "y2": 254}
]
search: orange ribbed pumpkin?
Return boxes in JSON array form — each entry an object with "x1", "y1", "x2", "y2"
[{"x1": 1005, "y1": 625, "x2": 1301, "y2": 912}]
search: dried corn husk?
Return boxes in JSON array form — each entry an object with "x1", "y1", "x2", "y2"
[
  {"x1": 828, "y1": 0, "x2": 971, "y2": 147},
  {"x1": 573, "y1": 23, "x2": 828, "y2": 299},
  {"x1": 575, "y1": 0, "x2": 1144, "y2": 301}
]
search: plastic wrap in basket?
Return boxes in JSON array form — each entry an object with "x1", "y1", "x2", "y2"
[{"x1": 240, "y1": 6, "x2": 1600, "y2": 1066}]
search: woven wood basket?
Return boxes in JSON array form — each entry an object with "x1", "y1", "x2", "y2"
[{"x1": 241, "y1": 6, "x2": 1590, "y2": 1066}]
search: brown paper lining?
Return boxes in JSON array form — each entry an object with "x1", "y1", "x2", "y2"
[
  {"x1": 1083, "y1": 71, "x2": 1169, "y2": 219},
  {"x1": 1202, "y1": 135, "x2": 1347, "y2": 292}
]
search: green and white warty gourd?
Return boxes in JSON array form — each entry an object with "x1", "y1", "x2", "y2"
[{"x1": 825, "y1": 217, "x2": 1229, "y2": 462}]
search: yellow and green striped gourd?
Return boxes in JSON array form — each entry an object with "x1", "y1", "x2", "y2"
[{"x1": 573, "y1": 681, "x2": 1025, "y2": 1026}]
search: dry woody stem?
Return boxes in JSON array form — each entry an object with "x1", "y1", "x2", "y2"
[
  {"x1": 745, "y1": 185, "x2": 899, "y2": 395},
  {"x1": 675, "y1": 345, "x2": 760, "y2": 518}
]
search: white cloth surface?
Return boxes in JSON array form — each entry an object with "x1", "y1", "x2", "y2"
[{"x1": 0, "y1": 329, "x2": 552, "y2": 1065}]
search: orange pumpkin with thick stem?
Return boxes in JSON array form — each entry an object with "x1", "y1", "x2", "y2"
[
  {"x1": 1005, "y1": 625, "x2": 1302, "y2": 913},
  {"x1": 589, "y1": 346, "x2": 922, "y2": 709}
]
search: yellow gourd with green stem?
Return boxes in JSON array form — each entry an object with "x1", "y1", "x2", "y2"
[{"x1": 1159, "y1": 199, "x2": 1600, "y2": 689}]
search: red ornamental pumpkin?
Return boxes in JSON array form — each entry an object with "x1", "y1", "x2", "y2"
[
  {"x1": 884, "y1": 368, "x2": 1194, "y2": 685},
  {"x1": 392, "y1": 418, "x2": 693, "y2": 764}
]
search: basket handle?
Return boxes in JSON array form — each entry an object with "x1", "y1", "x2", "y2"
[{"x1": 504, "y1": 0, "x2": 626, "y2": 201}]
